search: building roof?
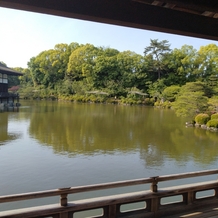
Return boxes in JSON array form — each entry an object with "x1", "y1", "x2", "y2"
[
  {"x1": 0, "y1": 63, "x2": 23, "y2": 76},
  {"x1": 0, "y1": 0, "x2": 218, "y2": 41}
]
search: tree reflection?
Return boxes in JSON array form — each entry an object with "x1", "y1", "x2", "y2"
[
  {"x1": 28, "y1": 101, "x2": 218, "y2": 166},
  {"x1": 0, "y1": 113, "x2": 22, "y2": 145}
]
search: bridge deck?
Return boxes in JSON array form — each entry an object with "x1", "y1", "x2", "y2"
[{"x1": 164, "y1": 206, "x2": 218, "y2": 218}]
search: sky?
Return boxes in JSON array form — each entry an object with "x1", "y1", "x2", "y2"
[{"x1": 1, "y1": 7, "x2": 218, "y2": 68}]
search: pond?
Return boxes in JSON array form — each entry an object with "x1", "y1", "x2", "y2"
[{"x1": 1, "y1": 100, "x2": 218, "y2": 212}]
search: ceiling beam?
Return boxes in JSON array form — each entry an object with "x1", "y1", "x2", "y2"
[{"x1": 0, "y1": 0, "x2": 218, "y2": 41}]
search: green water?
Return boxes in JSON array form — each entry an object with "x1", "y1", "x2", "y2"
[{"x1": 1, "y1": 100, "x2": 218, "y2": 212}]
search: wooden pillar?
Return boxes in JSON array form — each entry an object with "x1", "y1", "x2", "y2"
[
  {"x1": 59, "y1": 212, "x2": 68, "y2": 218},
  {"x1": 59, "y1": 192, "x2": 69, "y2": 218},
  {"x1": 214, "y1": 188, "x2": 218, "y2": 198},
  {"x1": 59, "y1": 187, "x2": 70, "y2": 207},
  {"x1": 184, "y1": 191, "x2": 195, "y2": 205},
  {"x1": 104, "y1": 205, "x2": 118, "y2": 218},
  {"x1": 150, "y1": 177, "x2": 158, "y2": 192},
  {"x1": 150, "y1": 198, "x2": 159, "y2": 213},
  {"x1": 150, "y1": 177, "x2": 159, "y2": 214},
  {"x1": 60, "y1": 193, "x2": 68, "y2": 206}
]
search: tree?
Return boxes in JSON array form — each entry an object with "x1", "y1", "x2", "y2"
[
  {"x1": 144, "y1": 39, "x2": 171, "y2": 80},
  {"x1": 147, "y1": 79, "x2": 166, "y2": 100},
  {"x1": 172, "y1": 82, "x2": 209, "y2": 117},
  {"x1": 93, "y1": 55, "x2": 119, "y2": 90},
  {"x1": 162, "y1": 85, "x2": 181, "y2": 102},
  {"x1": 67, "y1": 44, "x2": 100, "y2": 83},
  {"x1": 195, "y1": 44, "x2": 218, "y2": 82},
  {"x1": 172, "y1": 92, "x2": 208, "y2": 118},
  {"x1": 165, "y1": 45, "x2": 198, "y2": 85}
]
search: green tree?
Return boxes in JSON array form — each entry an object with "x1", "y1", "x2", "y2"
[
  {"x1": 196, "y1": 44, "x2": 218, "y2": 80},
  {"x1": 147, "y1": 79, "x2": 166, "y2": 100},
  {"x1": 144, "y1": 39, "x2": 171, "y2": 80},
  {"x1": 173, "y1": 92, "x2": 208, "y2": 118},
  {"x1": 172, "y1": 82, "x2": 209, "y2": 117},
  {"x1": 166, "y1": 45, "x2": 198, "y2": 85},
  {"x1": 93, "y1": 55, "x2": 119, "y2": 90},
  {"x1": 67, "y1": 44, "x2": 100, "y2": 83},
  {"x1": 116, "y1": 51, "x2": 147, "y2": 91},
  {"x1": 208, "y1": 97, "x2": 218, "y2": 112},
  {"x1": 162, "y1": 85, "x2": 181, "y2": 102}
]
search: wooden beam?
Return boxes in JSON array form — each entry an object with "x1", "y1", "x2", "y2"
[{"x1": 0, "y1": 0, "x2": 218, "y2": 41}]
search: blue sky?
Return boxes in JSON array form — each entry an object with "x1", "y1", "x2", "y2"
[{"x1": 1, "y1": 7, "x2": 218, "y2": 68}]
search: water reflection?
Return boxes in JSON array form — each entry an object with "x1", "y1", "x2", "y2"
[
  {"x1": 0, "y1": 113, "x2": 22, "y2": 145},
  {"x1": 25, "y1": 101, "x2": 218, "y2": 165}
]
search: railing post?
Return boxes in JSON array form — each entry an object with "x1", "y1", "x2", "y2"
[
  {"x1": 150, "y1": 177, "x2": 159, "y2": 214},
  {"x1": 214, "y1": 188, "x2": 218, "y2": 198},
  {"x1": 59, "y1": 188, "x2": 71, "y2": 206},
  {"x1": 59, "y1": 188, "x2": 70, "y2": 218},
  {"x1": 108, "y1": 204, "x2": 118, "y2": 218},
  {"x1": 184, "y1": 191, "x2": 195, "y2": 205},
  {"x1": 150, "y1": 177, "x2": 158, "y2": 193},
  {"x1": 60, "y1": 193, "x2": 68, "y2": 206}
]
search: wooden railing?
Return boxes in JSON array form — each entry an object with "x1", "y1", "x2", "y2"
[{"x1": 1, "y1": 169, "x2": 218, "y2": 218}]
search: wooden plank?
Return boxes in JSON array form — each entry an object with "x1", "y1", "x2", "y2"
[
  {"x1": 157, "y1": 169, "x2": 218, "y2": 182},
  {"x1": 0, "y1": 178, "x2": 153, "y2": 203},
  {"x1": 164, "y1": 206, "x2": 218, "y2": 218}
]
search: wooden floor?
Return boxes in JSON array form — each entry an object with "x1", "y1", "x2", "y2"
[{"x1": 163, "y1": 206, "x2": 218, "y2": 218}]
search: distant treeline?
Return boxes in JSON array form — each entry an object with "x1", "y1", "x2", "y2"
[{"x1": 5, "y1": 39, "x2": 218, "y2": 118}]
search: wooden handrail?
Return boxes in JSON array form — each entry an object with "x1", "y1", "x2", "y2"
[
  {"x1": 1, "y1": 169, "x2": 218, "y2": 218},
  {"x1": 157, "y1": 169, "x2": 218, "y2": 182},
  {"x1": 0, "y1": 178, "x2": 153, "y2": 203},
  {"x1": 0, "y1": 169, "x2": 217, "y2": 204}
]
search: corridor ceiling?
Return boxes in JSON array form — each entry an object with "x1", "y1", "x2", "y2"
[{"x1": 0, "y1": 0, "x2": 218, "y2": 40}]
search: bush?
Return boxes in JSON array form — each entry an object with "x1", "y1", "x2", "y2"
[
  {"x1": 206, "y1": 119, "x2": 218, "y2": 128},
  {"x1": 144, "y1": 98, "x2": 154, "y2": 106},
  {"x1": 195, "y1": 113, "x2": 210, "y2": 125},
  {"x1": 161, "y1": 101, "x2": 172, "y2": 109},
  {"x1": 211, "y1": 113, "x2": 218, "y2": 120}
]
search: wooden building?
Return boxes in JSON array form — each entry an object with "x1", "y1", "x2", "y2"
[{"x1": 0, "y1": 63, "x2": 22, "y2": 107}]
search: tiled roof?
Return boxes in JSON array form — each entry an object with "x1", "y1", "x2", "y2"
[{"x1": 0, "y1": 63, "x2": 23, "y2": 76}]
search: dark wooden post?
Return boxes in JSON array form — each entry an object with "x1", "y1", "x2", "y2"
[
  {"x1": 60, "y1": 193, "x2": 68, "y2": 206},
  {"x1": 59, "y1": 188, "x2": 70, "y2": 218},
  {"x1": 184, "y1": 191, "x2": 195, "y2": 205},
  {"x1": 150, "y1": 177, "x2": 158, "y2": 193},
  {"x1": 214, "y1": 188, "x2": 218, "y2": 198},
  {"x1": 108, "y1": 204, "x2": 117, "y2": 218},
  {"x1": 59, "y1": 187, "x2": 71, "y2": 206},
  {"x1": 150, "y1": 177, "x2": 159, "y2": 214}
]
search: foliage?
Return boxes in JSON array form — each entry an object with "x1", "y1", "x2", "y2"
[
  {"x1": 147, "y1": 79, "x2": 166, "y2": 100},
  {"x1": 206, "y1": 119, "x2": 218, "y2": 128},
  {"x1": 195, "y1": 44, "x2": 218, "y2": 82},
  {"x1": 195, "y1": 113, "x2": 210, "y2": 124},
  {"x1": 172, "y1": 91, "x2": 208, "y2": 118},
  {"x1": 7, "y1": 40, "x2": 218, "y2": 116},
  {"x1": 211, "y1": 113, "x2": 218, "y2": 120},
  {"x1": 208, "y1": 97, "x2": 218, "y2": 112},
  {"x1": 144, "y1": 39, "x2": 171, "y2": 79},
  {"x1": 162, "y1": 85, "x2": 180, "y2": 102},
  {"x1": 166, "y1": 45, "x2": 198, "y2": 85}
]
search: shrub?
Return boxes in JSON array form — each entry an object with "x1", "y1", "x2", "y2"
[
  {"x1": 144, "y1": 98, "x2": 154, "y2": 106},
  {"x1": 161, "y1": 101, "x2": 172, "y2": 109},
  {"x1": 154, "y1": 101, "x2": 160, "y2": 107},
  {"x1": 206, "y1": 119, "x2": 218, "y2": 128},
  {"x1": 211, "y1": 113, "x2": 218, "y2": 120},
  {"x1": 162, "y1": 85, "x2": 180, "y2": 102},
  {"x1": 195, "y1": 113, "x2": 210, "y2": 125}
]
